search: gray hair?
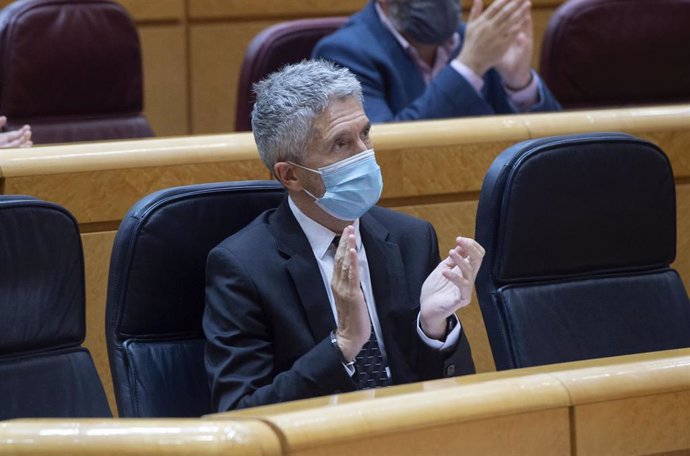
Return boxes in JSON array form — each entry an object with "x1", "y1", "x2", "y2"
[{"x1": 251, "y1": 59, "x2": 363, "y2": 173}]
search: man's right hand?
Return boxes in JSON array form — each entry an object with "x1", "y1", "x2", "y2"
[
  {"x1": 331, "y1": 225, "x2": 370, "y2": 362},
  {"x1": 457, "y1": 0, "x2": 531, "y2": 77}
]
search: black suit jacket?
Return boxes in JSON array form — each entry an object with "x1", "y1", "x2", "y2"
[{"x1": 203, "y1": 199, "x2": 474, "y2": 411}]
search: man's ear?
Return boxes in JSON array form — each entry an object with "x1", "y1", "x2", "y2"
[{"x1": 274, "y1": 162, "x2": 303, "y2": 192}]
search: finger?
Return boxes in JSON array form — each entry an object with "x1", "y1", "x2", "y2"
[
  {"x1": 449, "y1": 249, "x2": 475, "y2": 280},
  {"x1": 455, "y1": 237, "x2": 486, "y2": 258},
  {"x1": 334, "y1": 226, "x2": 352, "y2": 264},
  {"x1": 19, "y1": 140, "x2": 32, "y2": 148},
  {"x1": 492, "y1": 0, "x2": 526, "y2": 26},
  {"x1": 0, "y1": 116, "x2": 6, "y2": 128},
  {"x1": 453, "y1": 239, "x2": 485, "y2": 274},
  {"x1": 483, "y1": 0, "x2": 510, "y2": 19},
  {"x1": 0, "y1": 130, "x2": 25, "y2": 147},
  {"x1": 347, "y1": 245, "x2": 360, "y2": 283},
  {"x1": 442, "y1": 265, "x2": 471, "y2": 290},
  {"x1": 468, "y1": 0, "x2": 483, "y2": 22}
]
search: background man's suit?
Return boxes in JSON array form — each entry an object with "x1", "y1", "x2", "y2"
[
  {"x1": 204, "y1": 198, "x2": 475, "y2": 411},
  {"x1": 312, "y1": 1, "x2": 561, "y2": 123}
]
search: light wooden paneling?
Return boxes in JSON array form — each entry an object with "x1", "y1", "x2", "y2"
[
  {"x1": 573, "y1": 392, "x2": 690, "y2": 456},
  {"x1": 189, "y1": 21, "x2": 274, "y2": 134},
  {"x1": 82, "y1": 231, "x2": 118, "y2": 415},
  {"x1": 241, "y1": 374, "x2": 571, "y2": 456},
  {"x1": 138, "y1": 25, "x2": 189, "y2": 137},
  {"x1": 0, "y1": 419, "x2": 282, "y2": 456},
  {"x1": 553, "y1": 354, "x2": 690, "y2": 456}
]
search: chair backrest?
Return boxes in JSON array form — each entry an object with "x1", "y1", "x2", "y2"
[
  {"x1": 0, "y1": 0, "x2": 154, "y2": 144},
  {"x1": 475, "y1": 133, "x2": 690, "y2": 370},
  {"x1": 540, "y1": 0, "x2": 690, "y2": 109},
  {"x1": 0, "y1": 196, "x2": 110, "y2": 419},
  {"x1": 235, "y1": 17, "x2": 347, "y2": 132},
  {"x1": 106, "y1": 180, "x2": 285, "y2": 417}
]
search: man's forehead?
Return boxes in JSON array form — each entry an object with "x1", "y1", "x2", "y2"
[{"x1": 312, "y1": 97, "x2": 368, "y2": 131}]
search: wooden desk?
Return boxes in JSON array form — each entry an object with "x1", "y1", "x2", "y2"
[
  {"x1": 0, "y1": 419, "x2": 282, "y2": 456},
  {"x1": 211, "y1": 349, "x2": 690, "y2": 456},
  {"x1": 1, "y1": 104, "x2": 688, "y2": 414}
]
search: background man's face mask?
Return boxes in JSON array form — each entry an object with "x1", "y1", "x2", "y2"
[
  {"x1": 291, "y1": 149, "x2": 383, "y2": 221},
  {"x1": 388, "y1": 0, "x2": 461, "y2": 45}
]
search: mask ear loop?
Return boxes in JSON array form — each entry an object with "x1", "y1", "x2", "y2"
[{"x1": 288, "y1": 161, "x2": 322, "y2": 201}]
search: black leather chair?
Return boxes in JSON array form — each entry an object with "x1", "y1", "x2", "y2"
[
  {"x1": 475, "y1": 133, "x2": 690, "y2": 370},
  {"x1": 540, "y1": 0, "x2": 690, "y2": 109},
  {"x1": 235, "y1": 17, "x2": 347, "y2": 131},
  {"x1": 0, "y1": 0, "x2": 154, "y2": 143},
  {"x1": 0, "y1": 196, "x2": 111, "y2": 419},
  {"x1": 106, "y1": 180, "x2": 285, "y2": 417}
]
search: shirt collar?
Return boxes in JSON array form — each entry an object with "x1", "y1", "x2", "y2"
[
  {"x1": 374, "y1": 1, "x2": 460, "y2": 81},
  {"x1": 288, "y1": 196, "x2": 362, "y2": 259}
]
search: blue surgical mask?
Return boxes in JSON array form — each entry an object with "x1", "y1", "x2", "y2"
[
  {"x1": 291, "y1": 149, "x2": 383, "y2": 221},
  {"x1": 389, "y1": 0, "x2": 461, "y2": 45}
]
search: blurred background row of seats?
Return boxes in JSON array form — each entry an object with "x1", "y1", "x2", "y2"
[
  {"x1": 0, "y1": 0, "x2": 687, "y2": 142},
  {"x1": 2, "y1": 132, "x2": 688, "y2": 419}
]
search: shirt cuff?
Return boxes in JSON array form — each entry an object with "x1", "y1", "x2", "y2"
[
  {"x1": 417, "y1": 312, "x2": 461, "y2": 350},
  {"x1": 504, "y1": 70, "x2": 540, "y2": 111},
  {"x1": 450, "y1": 59, "x2": 484, "y2": 93}
]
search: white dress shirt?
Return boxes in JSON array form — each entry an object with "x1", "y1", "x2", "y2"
[{"x1": 288, "y1": 197, "x2": 460, "y2": 377}]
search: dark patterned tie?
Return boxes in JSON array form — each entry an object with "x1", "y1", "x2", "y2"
[{"x1": 331, "y1": 236, "x2": 390, "y2": 389}]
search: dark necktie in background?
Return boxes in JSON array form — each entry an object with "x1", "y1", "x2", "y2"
[{"x1": 331, "y1": 236, "x2": 390, "y2": 389}]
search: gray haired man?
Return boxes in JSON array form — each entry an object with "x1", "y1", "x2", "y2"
[{"x1": 204, "y1": 60, "x2": 483, "y2": 411}]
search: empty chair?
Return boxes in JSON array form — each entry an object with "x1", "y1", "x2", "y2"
[
  {"x1": 0, "y1": 0, "x2": 154, "y2": 144},
  {"x1": 475, "y1": 133, "x2": 690, "y2": 370},
  {"x1": 0, "y1": 196, "x2": 110, "y2": 419},
  {"x1": 106, "y1": 180, "x2": 285, "y2": 417},
  {"x1": 540, "y1": 0, "x2": 690, "y2": 109},
  {"x1": 235, "y1": 17, "x2": 347, "y2": 131}
]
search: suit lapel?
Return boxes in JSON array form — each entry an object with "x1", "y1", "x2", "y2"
[
  {"x1": 360, "y1": 212, "x2": 410, "y2": 353},
  {"x1": 269, "y1": 200, "x2": 335, "y2": 343}
]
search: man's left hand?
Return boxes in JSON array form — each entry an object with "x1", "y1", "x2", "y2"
[
  {"x1": 419, "y1": 237, "x2": 485, "y2": 340},
  {"x1": 495, "y1": 2, "x2": 534, "y2": 90}
]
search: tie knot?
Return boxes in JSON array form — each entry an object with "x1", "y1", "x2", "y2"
[{"x1": 331, "y1": 235, "x2": 341, "y2": 249}]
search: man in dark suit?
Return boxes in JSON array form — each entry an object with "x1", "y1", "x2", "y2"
[
  {"x1": 313, "y1": 0, "x2": 561, "y2": 123},
  {"x1": 204, "y1": 60, "x2": 484, "y2": 412}
]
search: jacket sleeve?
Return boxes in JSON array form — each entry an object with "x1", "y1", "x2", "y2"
[
  {"x1": 409, "y1": 222, "x2": 476, "y2": 381},
  {"x1": 314, "y1": 38, "x2": 499, "y2": 123},
  {"x1": 203, "y1": 245, "x2": 357, "y2": 411}
]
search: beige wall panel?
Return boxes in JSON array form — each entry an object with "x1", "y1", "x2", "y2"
[
  {"x1": 190, "y1": 22, "x2": 274, "y2": 134},
  {"x1": 116, "y1": 0, "x2": 185, "y2": 21},
  {"x1": 290, "y1": 409, "x2": 569, "y2": 456},
  {"x1": 398, "y1": 141, "x2": 512, "y2": 196},
  {"x1": 574, "y1": 391, "x2": 690, "y2": 456},
  {"x1": 139, "y1": 25, "x2": 189, "y2": 137},
  {"x1": 532, "y1": 8, "x2": 553, "y2": 70},
  {"x1": 82, "y1": 231, "x2": 118, "y2": 416},
  {"x1": 188, "y1": 0, "x2": 366, "y2": 19},
  {"x1": 394, "y1": 200, "x2": 495, "y2": 372},
  {"x1": 674, "y1": 184, "x2": 690, "y2": 291},
  {"x1": 2, "y1": 160, "x2": 269, "y2": 225},
  {"x1": 644, "y1": 130, "x2": 690, "y2": 177}
]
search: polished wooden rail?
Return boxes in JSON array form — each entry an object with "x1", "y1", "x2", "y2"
[
  {"x1": 0, "y1": 419, "x2": 282, "y2": 455},
  {"x1": 214, "y1": 348, "x2": 690, "y2": 456},
  {"x1": 0, "y1": 104, "x2": 688, "y2": 413},
  {"x1": 3, "y1": 349, "x2": 688, "y2": 455},
  {"x1": 0, "y1": 0, "x2": 566, "y2": 136}
]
